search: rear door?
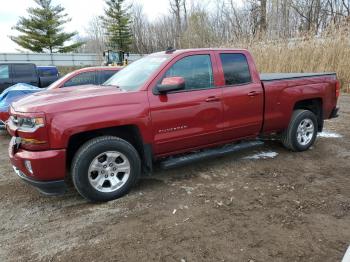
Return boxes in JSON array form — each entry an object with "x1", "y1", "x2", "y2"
[
  {"x1": 12, "y1": 64, "x2": 39, "y2": 87},
  {"x1": 0, "y1": 64, "x2": 12, "y2": 93},
  {"x1": 148, "y1": 52, "x2": 224, "y2": 156},
  {"x1": 215, "y1": 52, "x2": 264, "y2": 140}
]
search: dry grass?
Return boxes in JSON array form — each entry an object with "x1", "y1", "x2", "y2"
[
  {"x1": 231, "y1": 29, "x2": 350, "y2": 92},
  {"x1": 64, "y1": 29, "x2": 350, "y2": 92}
]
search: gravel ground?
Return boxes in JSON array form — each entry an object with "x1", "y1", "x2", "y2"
[{"x1": 0, "y1": 95, "x2": 349, "y2": 262}]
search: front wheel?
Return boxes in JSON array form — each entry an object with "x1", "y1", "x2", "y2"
[
  {"x1": 71, "y1": 136, "x2": 141, "y2": 202},
  {"x1": 281, "y1": 109, "x2": 318, "y2": 152}
]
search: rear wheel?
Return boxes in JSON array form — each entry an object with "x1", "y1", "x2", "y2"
[
  {"x1": 71, "y1": 136, "x2": 141, "y2": 202},
  {"x1": 281, "y1": 109, "x2": 318, "y2": 152}
]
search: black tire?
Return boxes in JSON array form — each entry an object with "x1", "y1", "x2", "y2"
[
  {"x1": 281, "y1": 109, "x2": 318, "y2": 152},
  {"x1": 71, "y1": 136, "x2": 141, "y2": 202}
]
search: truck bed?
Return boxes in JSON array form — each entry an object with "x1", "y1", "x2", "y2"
[
  {"x1": 260, "y1": 71, "x2": 338, "y2": 134},
  {"x1": 260, "y1": 72, "x2": 336, "y2": 81}
]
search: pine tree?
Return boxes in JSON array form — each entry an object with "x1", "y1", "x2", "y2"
[
  {"x1": 10, "y1": 0, "x2": 83, "y2": 53},
  {"x1": 102, "y1": 0, "x2": 132, "y2": 51}
]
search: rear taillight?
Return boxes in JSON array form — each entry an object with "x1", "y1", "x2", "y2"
[{"x1": 335, "y1": 80, "x2": 341, "y2": 98}]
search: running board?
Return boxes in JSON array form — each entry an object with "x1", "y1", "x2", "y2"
[{"x1": 160, "y1": 140, "x2": 264, "y2": 170}]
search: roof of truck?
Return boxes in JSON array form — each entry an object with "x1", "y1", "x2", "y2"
[{"x1": 151, "y1": 48, "x2": 249, "y2": 57}]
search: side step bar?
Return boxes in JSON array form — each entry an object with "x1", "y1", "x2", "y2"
[{"x1": 160, "y1": 140, "x2": 264, "y2": 170}]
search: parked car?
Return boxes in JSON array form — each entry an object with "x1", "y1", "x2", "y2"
[
  {"x1": 0, "y1": 66, "x2": 122, "y2": 128},
  {"x1": 7, "y1": 48, "x2": 340, "y2": 202},
  {"x1": 0, "y1": 63, "x2": 59, "y2": 94},
  {"x1": 47, "y1": 66, "x2": 122, "y2": 90}
]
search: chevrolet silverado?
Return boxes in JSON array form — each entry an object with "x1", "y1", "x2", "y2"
[{"x1": 7, "y1": 48, "x2": 340, "y2": 202}]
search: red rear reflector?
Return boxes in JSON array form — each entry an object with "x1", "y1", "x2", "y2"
[{"x1": 336, "y1": 80, "x2": 340, "y2": 98}]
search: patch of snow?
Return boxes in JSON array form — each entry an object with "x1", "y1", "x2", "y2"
[
  {"x1": 342, "y1": 246, "x2": 350, "y2": 262},
  {"x1": 243, "y1": 151, "x2": 279, "y2": 160},
  {"x1": 318, "y1": 131, "x2": 342, "y2": 138},
  {"x1": 181, "y1": 186, "x2": 194, "y2": 195}
]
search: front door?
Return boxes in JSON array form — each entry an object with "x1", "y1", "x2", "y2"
[{"x1": 148, "y1": 53, "x2": 224, "y2": 156}]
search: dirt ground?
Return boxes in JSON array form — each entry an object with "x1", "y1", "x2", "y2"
[{"x1": 0, "y1": 96, "x2": 349, "y2": 262}]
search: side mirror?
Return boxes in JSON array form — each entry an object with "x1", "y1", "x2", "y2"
[{"x1": 154, "y1": 77, "x2": 185, "y2": 94}]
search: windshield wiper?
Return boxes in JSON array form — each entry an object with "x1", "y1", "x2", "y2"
[{"x1": 102, "y1": 84, "x2": 120, "y2": 88}]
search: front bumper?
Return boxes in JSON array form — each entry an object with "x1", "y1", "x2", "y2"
[
  {"x1": 12, "y1": 166, "x2": 66, "y2": 195},
  {"x1": 9, "y1": 137, "x2": 67, "y2": 195}
]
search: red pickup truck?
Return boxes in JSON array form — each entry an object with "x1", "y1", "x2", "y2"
[{"x1": 7, "y1": 48, "x2": 340, "y2": 202}]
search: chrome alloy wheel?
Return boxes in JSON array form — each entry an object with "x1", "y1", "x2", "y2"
[
  {"x1": 296, "y1": 118, "x2": 315, "y2": 146},
  {"x1": 88, "y1": 151, "x2": 131, "y2": 193}
]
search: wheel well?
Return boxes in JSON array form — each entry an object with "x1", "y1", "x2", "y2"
[
  {"x1": 293, "y1": 98, "x2": 323, "y2": 131},
  {"x1": 67, "y1": 125, "x2": 152, "y2": 174}
]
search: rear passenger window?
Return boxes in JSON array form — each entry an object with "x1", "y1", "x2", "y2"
[
  {"x1": 0, "y1": 65, "x2": 9, "y2": 79},
  {"x1": 13, "y1": 64, "x2": 36, "y2": 78},
  {"x1": 164, "y1": 55, "x2": 214, "y2": 90},
  {"x1": 64, "y1": 71, "x2": 96, "y2": 87},
  {"x1": 220, "y1": 54, "x2": 251, "y2": 85}
]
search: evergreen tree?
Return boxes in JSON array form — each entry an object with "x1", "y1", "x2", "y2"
[
  {"x1": 102, "y1": 0, "x2": 132, "y2": 51},
  {"x1": 10, "y1": 0, "x2": 83, "y2": 53}
]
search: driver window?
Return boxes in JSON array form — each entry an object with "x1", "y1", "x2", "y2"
[{"x1": 164, "y1": 55, "x2": 214, "y2": 90}]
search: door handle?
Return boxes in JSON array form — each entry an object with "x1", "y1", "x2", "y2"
[
  {"x1": 247, "y1": 91, "x2": 259, "y2": 97},
  {"x1": 205, "y1": 96, "x2": 220, "y2": 102}
]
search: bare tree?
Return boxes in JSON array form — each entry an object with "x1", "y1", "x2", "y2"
[
  {"x1": 81, "y1": 16, "x2": 106, "y2": 54},
  {"x1": 126, "y1": 0, "x2": 350, "y2": 53},
  {"x1": 130, "y1": 4, "x2": 150, "y2": 53},
  {"x1": 169, "y1": 0, "x2": 183, "y2": 48},
  {"x1": 260, "y1": 0, "x2": 268, "y2": 35}
]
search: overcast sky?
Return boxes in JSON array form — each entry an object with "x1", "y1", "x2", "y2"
[
  {"x1": 0, "y1": 0, "x2": 171, "y2": 52},
  {"x1": 0, "y1": 0, "x2": 242, "y2": 53}
]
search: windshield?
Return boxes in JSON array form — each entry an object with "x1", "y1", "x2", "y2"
[{"x1": 103, "y1": 55, "x2": 169, "y2": 91}]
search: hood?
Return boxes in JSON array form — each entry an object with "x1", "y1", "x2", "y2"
[{"x1": 12, "y1": 85, "x2": 125, "y2": 113}]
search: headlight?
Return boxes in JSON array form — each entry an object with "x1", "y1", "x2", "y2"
[
  {"x1": 19, "y1": 117, "x2": 45, "y2": 128},
  {"x1": 9, "y1": 112, "x2": 48, "y2": 149},
  {"x1": 11, "y1": 115, "x2": 45, "y2": 131}
]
